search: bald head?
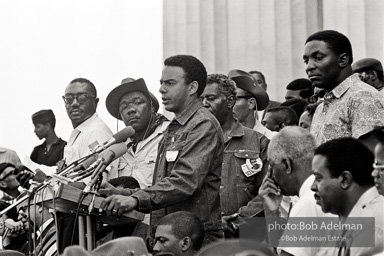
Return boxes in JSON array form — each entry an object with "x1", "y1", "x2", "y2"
[{"x1": 268, "y1": 126, "x2": 316, "y2": 173}]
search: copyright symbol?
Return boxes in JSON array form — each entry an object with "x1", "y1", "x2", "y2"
[{"x1": 280, "y1": 235, "x2": 285, "y2": 241}]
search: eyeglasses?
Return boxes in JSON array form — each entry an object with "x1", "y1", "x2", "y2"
[
  {"x1": 373, "y1": 162, "x2": 384, "y2": 172},
  {"x1": 0, "y1": 169, "x2": 15, "y2": 181},
  {"x1": 62, "y1": 94, "x2": 96, "y2": 104}
]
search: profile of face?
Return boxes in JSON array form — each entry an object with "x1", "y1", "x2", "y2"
[
  {"x1": 261, "y1": 112, "x2": 282, "y2": 132},
  {"x1": 303, "y1": 40, "x2": 342, "y2": 90},
  {"x1": 64, "y1": 82, "x2": 98, "y2": 128},
  {"x1": 119, "y1": 91, "x2": 152, "y2": 133},
  {"x1": 311, "y1": 155, "x2": 343, "y2": 215},
  {"x1": 160, "y1": 66, "x2": 195, "y2": 117},
  {"x1": 268, "y1": 157, "x2": 290, "y2": 196},
  {"x1": 0, "y1": 166, "x2": 20, "y2": 191},
  {"x1": 373, "y1": 142, "x2": 384, "y2": 195},
  {"x1": 34, "y1": 123, "x2": 49, "y2": 140},
  {"x1": 250, "y1": 73, "x2": 267, "y2": 91},
  {"x1": 153, "y1": 224, "x2": 184, "y2": 256},
  {"x1": 201, "y1": 83, "x2": 232, "y2": 124},
  {"x1": 299, "y1": 110, "x2": 312, "y2": 131},
  {"x1": 233, "y1": 88, "x2": 254, "y2": 123},
  {"x1": 356, "y1": 70, "x2": 378, "y2": 88}
]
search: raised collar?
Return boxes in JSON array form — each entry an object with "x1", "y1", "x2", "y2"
[
  {"x1": 174, "y1": 98, "x2": 203, "y2": 126},
  {"x1": 328, "y1": 73, "x2": 360, "y2": 99},
  {"x1": 348, "y1": 186, "x2": 382, "y2": 218},
  {"x1": 224, "y1": 118, "x2": 245, "y2": 143},
  {"x1": 75, "y1": 113, "x2": 99, "y2": 132}
]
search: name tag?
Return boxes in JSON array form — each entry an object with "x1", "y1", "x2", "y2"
[
  {"x1": 241, "y1": 158, "x2": 263, "y2": 177},
  {"x1": 166, "y1": 150, "x2": 179, "y2": 162}
]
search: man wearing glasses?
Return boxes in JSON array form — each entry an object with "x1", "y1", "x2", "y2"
[
  {"x1": 62, "y1": 78, "x2": 116, "y2": 177},
  {"x1": 60, "y1": 78, "x2": 117, "y2": 253},
  {"x1": 229, "y1": 69, "x2": 276, "y2": 140}
]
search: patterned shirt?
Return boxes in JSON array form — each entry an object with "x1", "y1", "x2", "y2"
[{"x1": 311, "y1": 73, "x2": 384, "y2": 145}]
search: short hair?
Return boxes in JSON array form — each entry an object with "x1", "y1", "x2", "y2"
[
  {"x1": 280, "y1": 98, "x2": 309, "y2": 119},
  {"x1": 157, "y1": 211, "x2": 205, "y2": 251},
  {"x1": 249, "y1": 70, "x2": 266, "y2": 84},
  {"x1": 266, "y1": 106, "x2": 299, "y2": 126},
  {"x1": 207, "y1": 74, "x2": 237, "y2": 98},
  {"x1": 268, "y1": 126, "x2": 316, "y2": 172},
  {"x1": 108, "y1": 176, "x2": 140, "y2": 189},
  {"x1": 306, "y1": 30, "x2": 353, "y2": 64},
  {"x1": 164, "y1": 55, "x2": 207, "y2": 97},
  {"x1": 314, "y1": 137, "x2": 374, "y2": 187},
  {"x1": 0, "y1": 162, "x2": 16, "y2": 176},
  {"x1": 286, "y1": 78, "x2": 314, "y2": 99},
  {"x1": 32, "y1": 109, "x2": 56, "y2": 128},
  {"x1": 69, "y1": 78, "x2": 97, "y2": 97}
]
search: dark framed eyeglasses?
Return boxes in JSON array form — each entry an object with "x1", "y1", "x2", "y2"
[
  {"x1": 62, "y1": 94, "x2": 96, "y2": 104},
  {"x1": 0, "y1": 169, "x2": 16, "y2": 181}
]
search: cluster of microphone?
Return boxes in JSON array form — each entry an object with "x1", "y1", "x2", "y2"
[{"x1": 64, "y1": 126, "x2": 135, "y2": 192}]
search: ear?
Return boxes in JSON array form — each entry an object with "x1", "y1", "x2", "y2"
[
  {"x1": 339, "y1": 53, "x2": 350, "y2": 68},
  {"x1": 95, "y1": 97, "x2": 100, "y2": 106},
  {"x1": 339, "y1": 171, "x2": 353, "y2": 190},
  {"x1": 226, "y1": 94, "x2": 236, "y2": 109},
  {"x1": 180, "y1": 237, "x2": 192, "y2": 252},
  {"x1": 188, "y1": 81, "x2": 199, "y2": 96},
  {"x1": 247, "y1": 98, "x2": 257, "y2": 110},
  {"x1": 150, "y1": 100, "x2": 155, "y2": 112},
  {"x1": 283, "y1": 158, "x2": 293, "y2": 175}
]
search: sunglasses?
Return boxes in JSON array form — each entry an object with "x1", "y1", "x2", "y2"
[{"x1": 62, "y1": 94, "x2": 96, "y2": 105}]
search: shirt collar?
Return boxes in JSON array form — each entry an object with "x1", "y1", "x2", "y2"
[
  {"x1": 330, "y1": 73, "x2": 360, "y2": 99},
  {"x1": 347, "y1": 186, "x2": 381, "y2": 217},
  {"x1": 299, "y1": 175, "x2": 315, "y2": 198},
  {"x1": 174, "y1": 98, "x2": 203, "y2": 125},
  {"x1": 75, "y1": 113, "x2": 98, "y2": 132},
  {"x1": 225, "y1": 118, "x2": 245, "y2": 143}
]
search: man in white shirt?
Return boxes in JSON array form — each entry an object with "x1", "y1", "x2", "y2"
[
  {"x1": 259, "y1": 126, "x2": 336, "y2": 256},
  {"x1": 62, "y1": 78, "x2": 116, "y2": 177},
  {"x1": 312, "y1": 137, "x2": 383, "y2": 255}
]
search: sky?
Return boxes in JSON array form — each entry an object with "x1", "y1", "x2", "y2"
[{"x1": 0, "y1": 1, "x2": 163, "y2": 160}]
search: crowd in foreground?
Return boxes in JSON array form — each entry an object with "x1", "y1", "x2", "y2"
[{"x1": 0, "y1": 29, "x2": 383, "y2": 256}]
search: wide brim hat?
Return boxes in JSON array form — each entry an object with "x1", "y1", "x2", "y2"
[
  {"x1": 352, "y1": 58, "x2": 383, "y2": 73},
  {"x1": 106, "y1": 77, "x2": 159, "y2": 120},
  {"x1": 228, "y1": 69, "x2": 269, "y2": 110}
]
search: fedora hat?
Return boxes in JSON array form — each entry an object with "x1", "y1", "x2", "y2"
[
  {"x1": 228, "y1": 69, "x2": 269, "y2": 110},
  {"x1": 352, "y1": 58, "x2": 383, "y2": 73},
  {"x1": 106, "y1": 77, "x2": 159, "y2": 120}
]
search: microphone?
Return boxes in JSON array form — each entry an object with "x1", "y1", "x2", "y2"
[
  {"x1": 83, "y1": 143, "x2": 127, "y2": 193},
  {"x1": 71, "y1": 143, "x2": 127, "y2": 180},
  {"x1": 94, "y1": 126, "x2": 135, "y2": 153}
]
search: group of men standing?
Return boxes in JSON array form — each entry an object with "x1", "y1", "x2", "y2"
[{"x1": 0, "y1": 28, "x2": 383, "y2": 256}]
